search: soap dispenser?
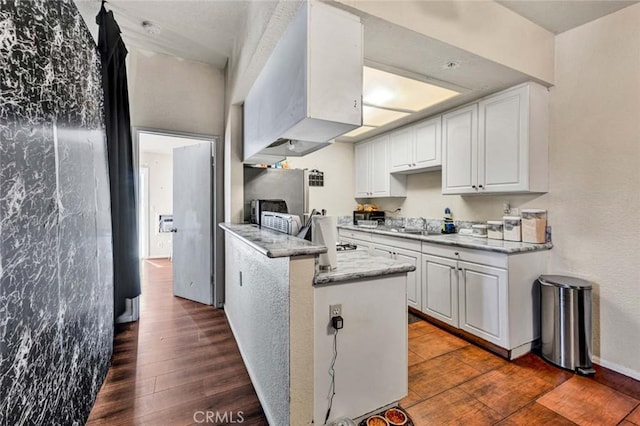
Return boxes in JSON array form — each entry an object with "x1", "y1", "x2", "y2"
[{"x1": 442, "y1": 208, "x2": 455, "y2": 234}]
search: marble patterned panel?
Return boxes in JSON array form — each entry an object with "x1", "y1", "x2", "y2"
[{"x1": 0, "y1": 0, "x2": 113, "y2": 424}]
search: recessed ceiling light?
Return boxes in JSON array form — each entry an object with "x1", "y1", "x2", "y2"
[
  {"x1": 142, "y1": 21, "x2": 161, "y2": 35},
  {"x1": 363, "y1": 106, "x2": 409, "y2": 127},
  {"x1": 342, "y1": 126, "x2": 377, "y2": 138},
  {"x1": 363, "y1": 66, "x2": 460, "y2": 112},
  {"x1": 340, "y1": 66, "x2": 461, "y2": 139}
]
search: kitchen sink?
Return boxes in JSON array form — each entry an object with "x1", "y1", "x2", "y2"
[{"x1": 388, "y1": 227, "x2": 441, "y2": 236}]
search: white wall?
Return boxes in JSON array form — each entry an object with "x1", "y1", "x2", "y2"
[
  {"x1": 370, "y1": 4, "x2": 640, "y2": 378},
  {"x1": 140, "y1": 152, "x2": 173, "y2": 258},
  {"x1": 542, "y1": 5, "x2": 640, "y2": 378},
  {"x1": 128, "y1": 48, "x2": 225, "y2": 136},
  {"x1": 286, "y1": 142, "x2": 356, "y2": 217}
]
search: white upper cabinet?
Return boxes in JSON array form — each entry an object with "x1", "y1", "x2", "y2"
[
  {"x1": 389, "y1": 116, "x2": 442, "y2": 174},
  {"x1": 442, "y1": 105, "x2": 478, "y2": 194},
  {"x1": 442, "y1": 82, "x2": 549, "y2": 194},
  {"x1": 354, "y1": 136, "x2": 407, "y2": 198}
]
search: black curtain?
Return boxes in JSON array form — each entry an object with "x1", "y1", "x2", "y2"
[{"x1": 97, "y1": 3, "x2": 140, "y2": 321}]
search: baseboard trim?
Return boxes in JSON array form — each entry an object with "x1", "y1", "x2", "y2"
[{"x1": 593, "y1": 355, "x2": 640, "y2": 381}]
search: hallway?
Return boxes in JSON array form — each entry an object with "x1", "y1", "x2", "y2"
[{"x1": 87, "y1": 259, "x2": 267, "y2": 425}]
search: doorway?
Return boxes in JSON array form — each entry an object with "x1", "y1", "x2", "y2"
[{"x1": 134, "y1": 128, "x2": 224, "y2": 309}]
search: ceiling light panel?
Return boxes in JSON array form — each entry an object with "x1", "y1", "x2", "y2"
[
  {"x1": 342, "y1": 126, "x2": 377, "y2": 138},
  {"x1": 363, "y1": 66, "x2": 460, "y2": 112},
  {"x1": 363, "y1": 106, "x2": 409, "y2": 127}
]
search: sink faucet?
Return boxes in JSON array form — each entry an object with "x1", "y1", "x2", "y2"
[{"x1": 420, "y1": 217, "x2": 428, "y2": 230}]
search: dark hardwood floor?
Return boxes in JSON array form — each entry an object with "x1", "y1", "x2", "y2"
[{"x1": 87, "y1": 258, "x2": 267, "y2": 426}]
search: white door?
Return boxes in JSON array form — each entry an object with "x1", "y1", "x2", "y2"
[
  {"x1": 394, "y1": 247, "x2": 421, "y2": 311},
  {"x1": 172, "y1": 143, "x2": 213, "y2": 305},
  {"x1": 422, "y1": 254, "x2": 458, "y2": 327},
  {"x1": 442, "y1": 105, "x2": 478, "y2": 194},
  {"x1": 354, "y1": 142, "x2": 370, "y2": 197},
  {"x1": 478, "y1": 86, "x2": 528, "y2": 192},
  {"x1": 370, "y1": 136, "x2": 389, "y2": 196},
  {"x1": 458, "y1": 261, "x2": 508, "y2": 347},
  {"x1": 389, "y1": 127, "x2": 413, "y2": 172},
  {"x1": 414, "y1": 116, "x2": 441, "y2": 169}
]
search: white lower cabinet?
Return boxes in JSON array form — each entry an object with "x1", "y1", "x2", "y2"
[
  {"x1": 371, "y1": 243, "x2": 421, "y2": 311},
  {"x1": 422, "y1": 255, "x2": 458, "y2": 327},
  {"x1": 457, "y1": 261, "x2": 508, "y2": 348},
  {"x1": 338, "y1": 228, "x2": 547, "y2": 356}
]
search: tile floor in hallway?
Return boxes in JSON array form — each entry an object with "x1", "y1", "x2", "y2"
[{"x1": 401, "y1": 320, "x2": 640, "y2": 425}]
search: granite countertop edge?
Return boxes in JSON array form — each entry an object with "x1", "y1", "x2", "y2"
[
  {"x1": 314, "y1": 264, "x2": 416, "y2": 285},
  {"x1": 338, "y1": 224, "x2": 553, "y2": 254},
  {"x1": 219, "y1": 223, "x2": 327, "y2": 258}
]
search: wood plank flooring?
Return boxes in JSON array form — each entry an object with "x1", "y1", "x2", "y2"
[
  {"x1": 403, "y1": 320, "x2": 640, "y2": 425},
  {"x1": 88, "y1": 259, "x2": 640, "y2": 425},
  {"x1": 87, "y1": 258, "x2": 267, "y2": 426}
]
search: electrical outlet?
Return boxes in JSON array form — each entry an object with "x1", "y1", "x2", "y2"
[{"x1": 329, "y1": 304, "x2": 342, "y2": 318}]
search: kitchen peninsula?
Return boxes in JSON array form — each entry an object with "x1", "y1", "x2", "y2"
[{"x1": 220, "y1": 223, "x2": 415, "y2": 425}]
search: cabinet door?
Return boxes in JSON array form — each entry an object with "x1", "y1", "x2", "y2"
[
  {"x1": 478, "y1": 86, "x2": 528, "y2": 192},
  {"x1": 458, "y1": 261, "x2": 508, "y2": 347},
  {"x1": 394, "y1": 247, "x2": 421, "y2": 311},
  {"x1": 354, "y1": 142, "x2": 371, "y2": 197},
  {"x1": 413, "y1": 116, "x2": 441, "y2": 170},
  {"x1": 442, "y1": 105, "x2": 478, "y2": 194},
  {"x1": 370, "y1": 136, "x2": 390, "y2": 196},
  {"x1": 421, "y1": 255, "x2": 458, "y2": 327},
  {"x1": 371, "y1": 243, "x2": 394, "y2": 259},
  {"x1": 389, "y1": 127, "x2": 413, "y2": 172}
]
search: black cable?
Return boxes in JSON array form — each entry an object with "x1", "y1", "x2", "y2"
[{"x1": 324, "y1": 328, "x2": 339, "y2": 424}]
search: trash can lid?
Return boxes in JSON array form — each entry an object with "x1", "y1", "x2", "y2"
[{"x1": 539, "y1": 274, "x2": 592, "y2": 289}]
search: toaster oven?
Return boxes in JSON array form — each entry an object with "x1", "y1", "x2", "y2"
[{"x1": 353, "y1": 210, "x2": 385, "y2": 226}]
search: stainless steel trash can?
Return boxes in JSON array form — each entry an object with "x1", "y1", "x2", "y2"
[{"x1": 539, "y1": 275, "x2": 596, "y2": 375}]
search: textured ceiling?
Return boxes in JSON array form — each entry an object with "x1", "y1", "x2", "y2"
[
  {"x1": 497, "y1": 0, "x2": 638, "y2": 34},
  {"x1": 74, "y1": 0, "x2": 251, "y2": 68}
]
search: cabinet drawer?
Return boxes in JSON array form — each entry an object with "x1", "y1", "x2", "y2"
[
  {"x1": 338, "y1": 228, "x2": 372, "y2": 242},
  {"x1": 421, "y1": 242, "x2": 508, "y2": 269},
  {"x1": 372, "y1": 234, "x2": 421, "y2": 252}
]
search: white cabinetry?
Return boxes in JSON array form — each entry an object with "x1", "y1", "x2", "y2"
[
  {"x1": 442, "y1": 105, "x2": 477, "y2": 193},
  {"x1": 442, "y1": 82, "x2": 548, "y2": 194},
  {"x1": 354, "y1": 136, "x2": 406, "y2": 198},
  {"x1": 457, "y1": 261, "x2": 508, "y2": 347},
  {"x1": 371, "y1": 243, "x2": 421, "y2": 310},
  {"x1": 420, "y1": 243, "x2": 547, "y2": 357},
  {"x1": 390, "y1": 116, "x2": 442, "y2": 173},
  {"x1": 422, "y1": 255, "x2": 458, "y2": 327}
]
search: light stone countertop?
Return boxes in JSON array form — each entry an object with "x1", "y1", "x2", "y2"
[
  {"x1": 220, "y1": 223, "x2": 327, "y2": 258},
  {"x1": 314, "y1": 249, "x2": 415, "y2": 285},
  {"x1": 338, "y1": 224, "x2": 553, "y2": 254}
]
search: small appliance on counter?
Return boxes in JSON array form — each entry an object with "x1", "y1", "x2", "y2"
[
  {"x1": 250, "y1": 199, "x2": 288, "y2": 225},
  {"x1": 353, "y1": 210, "x2": 385, "y2": 226},
  {"x1": 260, "y1": 211, "x2": 302, "y2": 235}
]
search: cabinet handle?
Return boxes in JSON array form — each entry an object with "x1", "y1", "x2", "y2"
[
  {"x1": 458, "y1": 268, "x2": 463, "y2": 271},
  {"x1": 454, "y1": 252, "x2": 459, "y2": 256},
  {"x1": 472, "y1": 185, "x2": 477, "y2": 189},
  {"x1": 479, "y1": 185, "x2": 484, "y2": 189}
]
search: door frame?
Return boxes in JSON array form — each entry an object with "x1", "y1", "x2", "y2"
[
  {"x1": 133, "y1": 127, "x2": 225, "y2": 308},
  {"x1": 138, "y1": 166, "x2": 149, "y2": 259}
]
